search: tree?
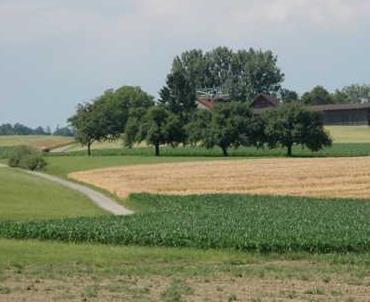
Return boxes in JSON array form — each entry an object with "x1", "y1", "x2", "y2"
[
  {"x1": 160, "y1": 47, "x2": 284, "y2": 115},
  {"x1": 159, "y1": 49, "x2": 205, "y2": 124},
  {"x1": 197, "y1": 102, "x2": 257, "y2": 156},
  {"x1": 53, "y1": 126, "x2": 74, "y2": 137},
  {"x1": 185, "y1": 109, "x2": 212, "y2": 146},
  {"x1": 126, "y1": 106, "x2": 183, "y2": 156},
  {"x1": 336, "y1": 84, "x2": 370, "y2": 103},
  {"x1": 279, "y1": 88, "x2": 299, "y2": 103},
  {"x1": 262, "y1": 103, "x2": 332, "y2": 156},
  {"x1": 301, "y1": 86, "x2": 334, "y2": 105},
  {"x1": 68, "y1": 102, "x2": 106, "y2": 156},
  {"x1": 68, "y1": 86, "x2": 154, "y2": 155}
]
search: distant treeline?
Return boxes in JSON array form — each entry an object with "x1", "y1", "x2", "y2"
[{"x1": 0, "y1": 123, "x2": 74, "y2": 137}]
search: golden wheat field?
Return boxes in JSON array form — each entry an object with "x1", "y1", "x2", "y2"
[{"x1": 69, "y1": 157, "x2": 370, "y2": 199}]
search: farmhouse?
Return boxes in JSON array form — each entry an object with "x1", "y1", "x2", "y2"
[{"x1": 197, "y1": 93, "x2": 370, "y2": 125}]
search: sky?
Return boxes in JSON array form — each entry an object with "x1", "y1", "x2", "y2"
[{"x1": 1, "y1": 0, "x2": 369, "y2": 128}]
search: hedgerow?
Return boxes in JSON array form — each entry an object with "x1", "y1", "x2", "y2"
[{"x1": 0, "y1": 194, "x2": 369, "y2": 253}]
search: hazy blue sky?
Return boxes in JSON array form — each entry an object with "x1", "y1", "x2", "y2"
[{"x1": 1, "y1": 0, "x2": 369, "y2": 128}]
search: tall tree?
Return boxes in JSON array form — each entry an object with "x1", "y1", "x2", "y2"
[
  {"x1": 160, "y1": 47, "x2": 284, "y2": 114},
  {"x1": 301, "y1": 86, "x2": 334, "y2": 105},
  {"x1": 159, "y1": 49, "x2": 205, "y2": 124},
  {"x1": 262, "y1": 103, "x2": 332, "y2": 156}
]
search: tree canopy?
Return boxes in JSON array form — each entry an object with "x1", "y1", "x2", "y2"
[
  {"x1": 262, "y1": 103, "x2": 332, "y2": 156},
  {"x1": 160, "y1": 47, "x2": 284, "y2": 116},
  {"x1": 301, "y1": 86, "x2": 334, "y2": 105},
  {"x1": 187, "y1": 102, "x2": 262, "y2": 156}
]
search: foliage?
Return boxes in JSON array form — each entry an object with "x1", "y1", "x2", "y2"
[
  {"x1": 0, "y1": 123, "x2": 50, "y2": 136},
  {"x1": 159, "y1": 47, "x2": 284, "y2": 116},
  {"x1": 279, "y1": 88, "x2": 299, "y2": 102},
  {"x1": 0, "y1": 194, "x2": 369, "y2": 253},
  {"x1": 189, "y1": 102, "x2": 262, "y2": 156},
  {"x1": 8, "y1": 145, "x2": 47, "y2": 170},
  {"x1": 53, "y1": 126, "x2": 75, "y2": 137},
  {"x1": 69, "y1": 86, "x2": 153, "y2": 155},
  {"x1": 124, "y1": 105, "x2": 186, "y2": 155},
  {"x1": 262, "y1": 103, "x2": 332, "y2": 156},
  {"x1": 68, "y1": 102, "x2": 105, "y2": 156},
  {"x1": 301, "y1": 86, "x2": 334, "y2": 105},
  {"x1": 335, "y1": 84, "x2": 370, "y2": 103}
]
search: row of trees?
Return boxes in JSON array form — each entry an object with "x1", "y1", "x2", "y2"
[
  {"x1": 281, "y1": 84, "x2": 370, "y2": 105},
  {"x1": 70, "y1": 84, "x2": 331, "y2": 156},
  {"x1": 0, "y1": 123, "x2": 74, "y2": 137},
  {"x1": 68, "y1": 47, "x2": 338, "y2": 156}
]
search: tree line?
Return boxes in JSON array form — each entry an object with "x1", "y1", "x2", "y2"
[
  {"x1": 72, "y1": 46, "x2": 370, "y2": 156},
  {"x1": 280, "y1": 84, "x2": 370, "y2": 105},
  {"x1": 0, "y1": 123, "x2": 74, "y2": 137}
]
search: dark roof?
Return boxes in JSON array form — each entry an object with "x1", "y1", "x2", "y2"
[
  {"x1": 251, "y1": 93, "x2": 279, "y2": 107},
  {"x1": 311, "y1": 103, "x2": 370, "y2": 111}
]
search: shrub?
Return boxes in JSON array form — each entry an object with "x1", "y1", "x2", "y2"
[{"x1": 8, "y1": 145, "x2": 47, "y2": 171}]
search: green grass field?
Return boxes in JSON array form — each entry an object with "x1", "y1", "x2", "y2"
[{"x1": 0, "y1": 167, "x2": 104, "y2": 220}]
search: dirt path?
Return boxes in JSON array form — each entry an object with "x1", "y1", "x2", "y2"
[
  {"x1": 2, "y1": 163, "x2": 132, "y2": 215},
  {"x1": 26, "y1": 170, "x2": 133, "y2": 215}
]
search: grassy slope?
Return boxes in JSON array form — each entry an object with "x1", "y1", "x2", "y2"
[{"x1": 0, "y1": 168, "x2": 104, "y2": 220}]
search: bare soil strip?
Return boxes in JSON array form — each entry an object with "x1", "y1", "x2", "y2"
[{"x1": 70, "y1": 157, "x2": 370, "y2": 199}]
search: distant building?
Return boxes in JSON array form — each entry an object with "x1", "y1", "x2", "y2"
[{"x1": 197, "y1": 93, "x2": 370, "y2": 126}]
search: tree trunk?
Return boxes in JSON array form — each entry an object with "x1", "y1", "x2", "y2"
[
  {"x1": 221, "y1": 146, "x2": 228, "y2": 157},
  {"x1": 287, "y1": 144, "x2": 292, "y2": 157},
  {"x1": 87, "y1": 142, "x2": 92, "y2": 156},
  {"x1": 155, "y1": 143, "x2": 160, "y2": 156}
]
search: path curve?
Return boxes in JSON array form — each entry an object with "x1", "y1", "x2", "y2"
[{"x1": 1, "y1": 163, "x2": 132, "y2": 215}]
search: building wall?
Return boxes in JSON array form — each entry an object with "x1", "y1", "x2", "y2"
[{"x1": 322, "y1": 109, "x2": 370, "y2": 125}]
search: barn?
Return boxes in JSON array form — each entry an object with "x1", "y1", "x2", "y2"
[{"x1": 197, "y1": 93, "x2": 370, "y2": 126}]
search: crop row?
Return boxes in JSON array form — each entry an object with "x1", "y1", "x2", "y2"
[{"x1": 0, "y1": 194, "x2": 369, "y2": 253}]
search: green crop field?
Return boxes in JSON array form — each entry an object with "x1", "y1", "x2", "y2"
[
  {"x1": 1, "y1": 194, "x2": 369, "y2": 253},
  {"x1": 0, "y1": 167, "x2": 104, "y2": 220}
]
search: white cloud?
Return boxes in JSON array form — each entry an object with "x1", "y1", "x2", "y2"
[{"x1": 0, "y1": 0, "x2": 369, "y2": 44}]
